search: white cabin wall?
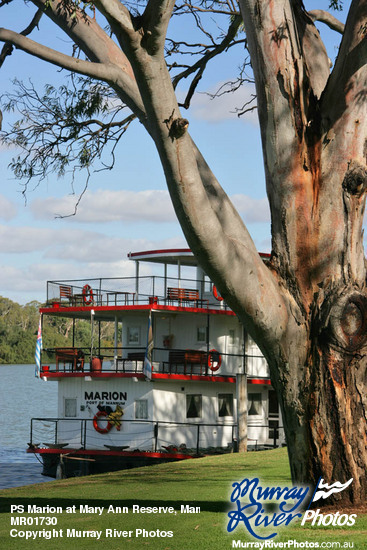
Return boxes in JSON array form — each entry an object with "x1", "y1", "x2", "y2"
[
  {"x1": 152, "y1": 380, "x2": 237, "y2": 450},
  {"x1": 245, "y1": 334, "x2": 270, "y2": 377},
  {"x1": 57, "y1": 378, "x2": 155, "y2": 450},
  {"x1": 58, "y1": 378, "x2": 153, "y2": 420},
  {"x1": 208, "y1": 316, "x2": 243, "y2": 375},
  {"x1": 121, "y1": 313, "x2": 149, "y2": 357},
  {"x1": 152, "y1": 379, "x2": 236, "y2": 423},
  {"x1": 151, "y1": 313, "x2": 245, "y2": 376}
]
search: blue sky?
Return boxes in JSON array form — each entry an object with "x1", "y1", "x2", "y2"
[{"x1": 0, "y1": 1, "x2": 352, "y2": 304}]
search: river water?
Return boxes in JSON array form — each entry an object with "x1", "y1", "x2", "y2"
[{"x1": 0, "y1": 364, "x2": 58, "y2": 490}]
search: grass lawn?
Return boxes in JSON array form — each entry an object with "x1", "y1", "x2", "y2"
[{"x1": 0, "y1": 448, "x2": 366, "y2": 549}]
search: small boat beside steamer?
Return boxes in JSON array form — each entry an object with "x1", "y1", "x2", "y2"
[{"x1": 28, "y1": 248, "x2": 284, "y2": 478}]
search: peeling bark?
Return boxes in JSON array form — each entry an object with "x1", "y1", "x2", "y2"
[{"x1": 237, "y1": 0, "x2": 367, "y2": 504}]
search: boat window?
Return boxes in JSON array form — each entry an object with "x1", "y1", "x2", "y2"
[
  {"x1": 228, "y1": 329, "x2": 236, "y2": 346},
  {"x1": 135, "y1": 399, "x2": 148, "y2": 419},
  {"x1": 196, "y1": 326, "x2": 207, "y2": 343},
  {"x1": 268, "y1": 390, "x2": 279, "y2": 417},
  {"x1": 127, "y1": 326, "x2": 141, "y2": 345},
  {"x1": 64, "y1": 398, "x2": 77, "y2": 418},
  {"x1": 186, "y1": 394, "x2": 202, "y2": 418},
  {"x1": 218, "y1": 394, "x2": 234, "y2": 417},
  {"x1": 204, "y1": 276, "x2": 211, "y2": 293},
  {"x1": 248, "y1": 393, "x2": 262, "y2": 416}
]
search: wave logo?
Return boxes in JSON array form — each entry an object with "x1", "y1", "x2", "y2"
[
  {"x1": 302, "y1": 477, "x2": 357, "y2": 527},
  {"x1": 311, "y1": 477, "x2": 353, "y2": 503}
]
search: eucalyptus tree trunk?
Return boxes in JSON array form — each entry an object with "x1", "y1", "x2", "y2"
[
  {"x1": 1, "y1": 0, "x2": 366, "y2": 504},
  {"x1": 238, "y1": 0, "x2": 367, "y2": 504}
]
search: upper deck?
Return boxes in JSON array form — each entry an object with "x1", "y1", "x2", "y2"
[
  {"x1": 42, "y1": 248, "x2": 270, "y2": 318},
  {"x1": 43, "y1": 274, "x2": 233, "y2": 318}
]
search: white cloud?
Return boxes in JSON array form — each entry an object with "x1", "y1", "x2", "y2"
[
  {"x1": 0, "y1": 224, "x2": 99, "y2": 254},
  {"x1": 0, "y1": 222, "x2": 186, "y2": 261},
  {"x1": 0, "y1": 194, "x2": 17, "y2": 221},
  {"x1": 190, "y1": 81, "x2": 258, "y2": 125},
  {"x1": 30, "y1": 189, "x2": 177, "y2": 224},
  {"x1": 231, "y1": 194, "x2": 270, "y2": 223},
  {"x1": 0, "y1": 218, "x2": 188, "y2": 302},
  {"x1": 0, "y1": 234, "x2": 188, "y2": 302}
]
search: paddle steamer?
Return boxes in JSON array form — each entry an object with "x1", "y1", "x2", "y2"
[{"x1": 28, "y1": 249, "x2": 284, "y2": 478}]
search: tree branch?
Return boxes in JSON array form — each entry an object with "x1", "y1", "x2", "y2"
[
  {"x1": 172, "y1": 14, "x2": 244, "y2": 108},
  {"x1": 29, "y1": 1, "x2": 146, "y2": 120},
  {"x1": 308, "y1": 9, "x2": 345, "y2": 34},
  {"x1": 31, "y1": 0, "x2": 134, "y2": 74},
  {"x1": 322, "y1": 0, "x2": 367, "y2": 126},
  {"x1": 142, "y1": 0, "x2": 177, "y2": 55},
  {"x1": 0, "y1": 7, "x2": 43, "y2": 68},
  {"x1": 0, "y1": 27, "x2": 121, "y2": 81},
  {"x1": 181, "y1": 2, "x2": 239, "y2": 16},
  {"x1": 169, "y1": 136, "x2": 290, "y2": 351},
  {"x1": 92, "y1": 0, "x2": 135, "y2": 39}
]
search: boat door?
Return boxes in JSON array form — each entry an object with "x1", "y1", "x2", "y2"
[{"x1": 268, "y1": 389, "x2": 281, "y2": 446}]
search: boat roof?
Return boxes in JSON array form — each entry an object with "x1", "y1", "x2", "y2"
[
  {"x1": 128, "y1": 248, "x2": 270, "y2": 266},
  {"x1": 128, "y1": 248, "x2": 198, "y2": 266}
]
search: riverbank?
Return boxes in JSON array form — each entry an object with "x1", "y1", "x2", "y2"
[{"x1": 1, "y1": 448, "x2": 366, "y2": 549}]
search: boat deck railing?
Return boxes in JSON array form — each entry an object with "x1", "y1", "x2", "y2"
[
  {"x1": 45, "y1": 275, "x2": 230, "y2": 310},
  {"x1": 29, "y1": 418, "x2": 285, "y2": 455},
  {"x1": 40, "y1": 346, "x2": 270, "y2": 379}
]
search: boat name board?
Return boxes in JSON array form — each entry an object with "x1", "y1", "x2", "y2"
[{"x1": 84, "y1": 391, "x2": 127, "y2": 403}]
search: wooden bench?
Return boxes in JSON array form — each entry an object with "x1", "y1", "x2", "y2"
[
  {"x1": 166, "y1": 350, "x2": 207, "y2": 375},
  {"x1": 55, "y1": 348, "x2": 84, "y2": 371},
  {"x1": 59, "y1": 285, "x2": 73, "y2": 302},
  {"x1": 167, "y1": 287, "x2": 200, "y2": 306}
]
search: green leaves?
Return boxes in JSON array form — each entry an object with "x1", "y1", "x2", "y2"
[
  {"x1": 329, "y1": 0, "x2": 343, "y2": 10},
  {"x1": 0, "y1": 75, "x2": 133, "y2": 190}
]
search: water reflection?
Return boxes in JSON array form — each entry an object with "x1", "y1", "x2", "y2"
[{"x1": 0, "y1": 364, "x2": 57, "y2": 488}]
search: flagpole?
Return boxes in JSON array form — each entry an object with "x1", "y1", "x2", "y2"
[
  {"x1": 35, "y1": 313, "x2": 42, "y2": 378},
  {"x1": 144, "y1": 310, "x2": 154, "y2": 380}
]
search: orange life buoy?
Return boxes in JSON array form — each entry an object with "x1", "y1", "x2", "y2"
[
  {"x1": 82, "y1": 284, "x2": 94, "y2": 305},
  {"x1": 208, "y1": 349, "x2": 222, "y2": 372},
  {"x1": 93, "y1": 410, "x2": 112, "y2": 434},
  {"x1": 212, "y1": 285, "x2": 223, "y2": 301}
]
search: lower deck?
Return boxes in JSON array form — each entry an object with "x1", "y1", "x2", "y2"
[{"x1": 28, "y1": 375, "x2": 284, "y2": 480}]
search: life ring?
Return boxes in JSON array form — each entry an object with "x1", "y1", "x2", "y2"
[
  {"x1": 208, "y1": 349, "x2": 222, "y2": 372},
  {"x1": 93, "y1": 411, "x2": 112, "y2": 434},
  {"x1": 82, "y1": 284, "x2": 94, "y2": 305},
  {"x1": 212, "y1": 285, "x2": 223, "y2": 301}
]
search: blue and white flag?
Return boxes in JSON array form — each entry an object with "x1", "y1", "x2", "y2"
[
  {"x1": 35, "y1": 315, "x2": 42, "y2": 378},
  {"x1": 143, "y1": 312, "x2": 153, "y2": 380}
]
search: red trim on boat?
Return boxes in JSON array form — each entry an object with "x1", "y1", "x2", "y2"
[
  {"x1": 41, "y1": 304, "x2": 236, "y2": 316},
  {"x1": 128, "y1": 249, "x2": 270, "y2": 260},
  {"x1": 152, "y1": 373, "x2": 236, "y2": 383},
  {"x1": 27, "y1": 448, "x2": 194, "y2": 460},
  {"x1": 128, "y1": 248, "x2": 192, "y2": 258},
  {"x1": 40, "y1": 371, "x2": 271, "y2": 385}
]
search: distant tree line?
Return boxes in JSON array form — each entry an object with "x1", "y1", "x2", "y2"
[{"x1": 0, "y1": 296, "x2": 114, "y2": 365}]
